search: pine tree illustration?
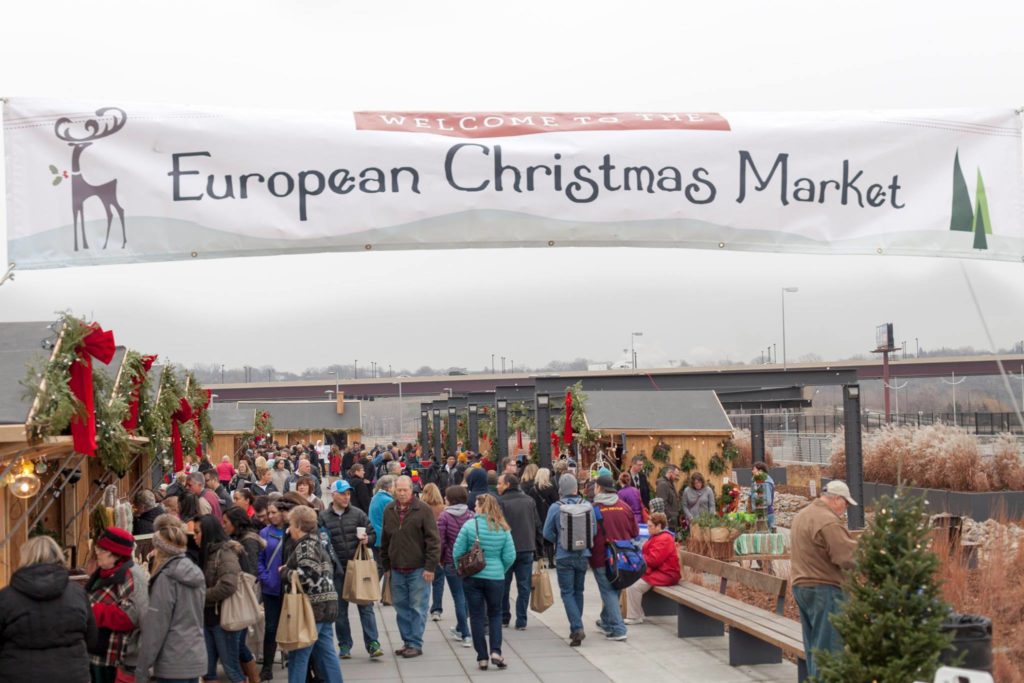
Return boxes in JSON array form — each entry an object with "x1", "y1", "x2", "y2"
[
  {"x1": 949, "y1": 150, "x2": 973, "y2": 232},
  {"x1": 972, "y1": 169, "x2": 991, "y2": 250}
]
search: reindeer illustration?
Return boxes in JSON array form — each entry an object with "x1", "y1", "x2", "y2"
[{"x1": 53, "y1": 107, "x2": 127, "y2": 251}]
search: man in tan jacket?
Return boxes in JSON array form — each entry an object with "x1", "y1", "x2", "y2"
[{"x1": 789, "y1": 480, "x2": 858, "y2": 679}]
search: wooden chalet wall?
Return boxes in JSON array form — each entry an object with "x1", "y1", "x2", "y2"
[{"x1": 619, "y1": 430, "x2": 735, "y2": 496}]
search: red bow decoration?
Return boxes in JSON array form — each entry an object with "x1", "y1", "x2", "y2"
[
  {"x1": 192, "y1": 389, "x2": 211, "y2": 458},
  {"x1": 68, "y1": 324, "x2": 116, "y2": 456},
  {"x1": 171, "y1": 397, "x2": 193, "y2": 472},
  {"x1": 563, "y1": 390, "x2": 574, "y2": 446},
  {"x1": 516, "y1": 429, "x2": 524, "y2": 450},
  {"x1": 551, "y1": 431, "x2": 560, "y2": 451},
  {"x1": 122, "y1": 354, "x2": 157, "y2": 432}
]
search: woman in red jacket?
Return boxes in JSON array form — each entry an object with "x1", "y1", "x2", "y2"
[{"x1": 623, "y1": 512, "x2": 681, "y2": 624}]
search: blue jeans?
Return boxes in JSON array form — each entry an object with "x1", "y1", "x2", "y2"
[
  {"x1": 237, "y1": 629, "x2": 254, "y2": 663},
  {"x1": 261, "y1": 593, "x2": 282, "y2": 669},
  {"x1": 591, "y1": 567, "x2": 626, "y2": 637},
  {"x1": 792, "y1": 584, "x2": 844, "y2": 679},
  {"x1": 390, "y1": 568, "x2": 429, "y2": 650},
  {"x1": 287, "y1": 621, "x2": 343, "y2": 683},
  {"x1": 463, "y1": 576, "x2": 504, "y2": 662},
  {"x1": 204, "y1": 623, "x2": 245, "y2": 682},
  {"x1": 334, "y1": 590, "x2": 380, "y2": 654},
  {"x1": 554, "y1": 555, "x2": 589, "y2": 634},
  {"x1": 502, "y1": 550, "x2": 533, "y2": 627},
  {"x1": 430, "y1": 567, "x2": 446, "y2": 615},
  {"x1": 443, "y1": 563, "x2": 470, "y2": 638}
]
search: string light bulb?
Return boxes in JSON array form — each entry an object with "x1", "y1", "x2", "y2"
[{"x1": 10, "y1": 459, "x2": 40, "y2": 499}]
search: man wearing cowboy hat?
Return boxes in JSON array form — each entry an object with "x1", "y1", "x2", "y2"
[{"x1": 789, "y1": 479, "x2": 859, "y2": 679}]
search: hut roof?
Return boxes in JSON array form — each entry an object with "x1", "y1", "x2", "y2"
[
  {"x1": 210, "y1": 400, "x2": 362, "y2": 432},
  {"x1": 0, "y1": 322, "x2": 54, "y2": 425},
  {"x1": 582, "y1": 390, "x2": 732, "y2": 432}
]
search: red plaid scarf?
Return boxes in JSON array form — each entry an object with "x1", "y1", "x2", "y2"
[{"x1": 86, "y1": 561, "x2": 135, "y2": 668}]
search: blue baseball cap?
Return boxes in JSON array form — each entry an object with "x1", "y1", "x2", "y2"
[{"x1": 331, "y1": 480, "x2": 352, "y2": 494}]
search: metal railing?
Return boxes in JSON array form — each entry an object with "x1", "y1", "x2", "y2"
[{"x1": 730, "y1": 411, "x2": 1024, "y2": 435}]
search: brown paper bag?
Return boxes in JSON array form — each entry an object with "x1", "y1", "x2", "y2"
[
  {"x1": 381, "y1": 571, "x2": 393, "y2": 606},
  {"x1": 277, "y1": 573, "x2": 317, "y2": 652},
  {"x1": 619, "y1": 590, "x2": 628, "y2": 618},
  {"x1": 342, "y1": 544, "x2": 382, "y2": 605},
  {"x1": 529, "y1": 559, "x2": 554, "y2": 613}
]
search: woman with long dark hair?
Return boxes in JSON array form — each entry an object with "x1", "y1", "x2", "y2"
[
  {"x1": 223, "y1": 507, "x2": 265, "y2": 682},
  {"x1": 194, "y1": 514, "x2": 246, "y2": 683},
  {"x1": 256, "y1": 500, "x2": 289, "y2": 681}
]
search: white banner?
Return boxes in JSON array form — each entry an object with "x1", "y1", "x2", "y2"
[{"x1": 4, "y1": 98, "x2": 1023, "y2": 269}]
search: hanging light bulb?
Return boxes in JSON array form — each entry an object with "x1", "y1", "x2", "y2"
[{"x1": 11, "y1": 459, "x2": 40, "y2": 499}]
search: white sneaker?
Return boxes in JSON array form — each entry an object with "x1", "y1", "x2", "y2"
[
  {"x1": 623, "y1": 618, "x2": 644, "y2": 625},
  {"x1": 449, "y1": 626, "x2": 462, "y2": 641},
  {"x1": 431, "y1": 612, "x2": 442, "y2": 622},
  {"x1": 461, "y1": 636, "x2": 473, "y2": 648},
  {"x1": 605, "y1": 633, "x2": 628, "y2": 641}
]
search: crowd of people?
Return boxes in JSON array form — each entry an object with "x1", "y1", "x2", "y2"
[{"x1": 1, "y1": 435, "x2": 840, "y2": 683}]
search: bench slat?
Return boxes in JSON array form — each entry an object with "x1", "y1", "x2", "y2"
[
  {"x1": 680, "y1": 550, "x2": 788, "y2": 598},
  {"x1": 655, "y1": 584, "x2": 805, "y2": 655}
]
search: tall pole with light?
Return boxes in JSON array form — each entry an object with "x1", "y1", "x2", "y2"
[
  {"x1": 393, "y1": 380, "x2": 403, "y2": 439},
  {"x1": 447, "y1": 406, "x2": 457, "y2": 457},
  {"x1": 631, "y1": 332, "x2": 643, "y2": 369},
  {"x1": 781, "y1": 287, "x2": 798, "y2": 370},
  {"x1": 329, "y1": 370, "x2": 339, "y2": 400},
  {"x1": 496, "y1": 399, "x2": 509, "y2": 462},
  {"x1": 432, "y1": 408, "x2": 442, "y2": 462},
  {"x1": 941, "y1": 371, "x2": 966, "y2": 426},
  {"x1": 535, "y1": 393, "x2": 552, "y2": 468},
  {"x1": 420, "y1": 409, "x2": 429, "y2": 456},
  {"x1": 468, "y1": 404, "x2": 479, "y2": 452}
]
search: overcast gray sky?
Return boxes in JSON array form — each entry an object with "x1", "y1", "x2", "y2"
[{"x1": 1, "y1": 0, "x2": 1022, "y2": 372}]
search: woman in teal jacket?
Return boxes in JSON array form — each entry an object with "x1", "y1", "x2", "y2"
[{"x1": 453, "y1": 493, "x2": 516, "y2": 670}]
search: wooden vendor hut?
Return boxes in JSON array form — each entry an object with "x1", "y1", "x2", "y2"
[
  {"x1": 0, "y1": 321, "x2": 151, "y2": 584},
  {"x1": 580, "y1": 389, "x2": 735, "y2": 494},
  {"x1": 209, "y1": 399, "x2": 364, "y2": 458}
]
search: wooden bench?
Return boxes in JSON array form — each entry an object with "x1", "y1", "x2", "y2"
[{"x1": 650, "y1": 550, "x2": 807, "y2": 681}]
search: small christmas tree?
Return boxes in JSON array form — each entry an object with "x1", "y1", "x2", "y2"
[{"x1": 815, "y1": 492, "x2": 954, "y2": 682}]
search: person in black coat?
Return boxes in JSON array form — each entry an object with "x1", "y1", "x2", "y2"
[
  {"x1": 0, "y1": 536, "x2": 96, "y2": 683},
  {"x1": 627, "y1": 455, "x2": 652, "y2": 508},
  {"x1": 346, "y1": 462, "x2": 373, "y2": 513}
]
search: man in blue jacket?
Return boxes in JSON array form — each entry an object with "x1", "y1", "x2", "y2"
[{"x1": 542, "y1": 474, "x2": 596, "y2": 647}]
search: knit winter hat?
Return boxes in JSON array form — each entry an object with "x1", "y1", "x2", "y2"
[
  {"x1": 96, "y1": 526, "x2": 135, "y2": 557},
  {"x1": 558, "y1": 473, "x2": 579, "y2": 498}
]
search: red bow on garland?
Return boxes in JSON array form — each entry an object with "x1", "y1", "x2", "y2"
[
  {"x1": 551, "y1": 431, "x2": 560, "y2": 452},
  {"x1": 192, "y1": 389, "x2": 211, "y2": 458},
  {"x1": 516, "y1": 429, "x2": 524, "y2": 450},
  {"x1": 171, "y1": 397, "x2": 193, "y2": 472},
  {"x1": 563, "y1": 390, "x2": 574, "y2": 446},
  {"x1": 68, "y1": 324, "x2": 116, "y2": 457},
  {"x1": 122, "y1": 354, "x2": 157, "y2": 432}
]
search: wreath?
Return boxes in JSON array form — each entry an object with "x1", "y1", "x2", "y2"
[
  {"x1": 708, "y1": 453, "x2": 727, "y2": 476},
  {"x1": 680, "y1": 450, "x2": 697, "y2": 472},
  {"x1": 652, "y1": 441, "x2": 671, "y2": 462}
]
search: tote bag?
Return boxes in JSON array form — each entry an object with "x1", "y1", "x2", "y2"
[
  {"x1": 277, "y1": 572, "x2": 317, "y2": 651},
  {"x1": 529, "y1": 558, "x2": 554, "y2": 613},
  {"x1": 221, "y1": 572, "x2": 262, "y2": 632},
  {"x1": 342, "y1": 544, "x2": 382, "y2": 605}
]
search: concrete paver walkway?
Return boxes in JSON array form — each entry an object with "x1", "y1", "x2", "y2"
[{"x1": 262, "y1": 564, "x2": 796, "y2": 682}]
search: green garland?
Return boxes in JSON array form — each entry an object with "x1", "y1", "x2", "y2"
[
  {"x1": 154, "y1": 367, "x2": 188, "y2": 471},
  {"x1": 93, "y1": 367, "x2": 132, "y2": 476},
  {"x1": 566, "y1": 381, "x2": 600, "y2": 444},
  {"x1": 186, "y1": 371, "x2": 214, "y2": 445},
  {"x1": 720, "y1": 438, "x2": 739, "y2": 463},
  {"x1": 21, "y1": 314, "x2": 90, "y2": 442},
  {"x1": 652, "y1": 440, "x2": 671, "y2": 462},
  {"x1": 508, "y1": 401, "x2": 535, "y2": 439},
  {"x1": 680, "y1": 450, "x2": 697, "y2": 472}
]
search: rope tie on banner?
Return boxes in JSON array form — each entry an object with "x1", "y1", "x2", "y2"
[
  {"x1": 959, "y1": 261, "x2": 1024, "y2": 433},
  {"x1": 0, "y1": 263, "x2": 15, "y2": 288}
]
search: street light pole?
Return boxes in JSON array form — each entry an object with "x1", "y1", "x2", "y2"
[
  {"x1": 884, "y1": 379, "x2": 909, "y2": 423},
  {"x1": 940, "y1": 371, "x2": 966, "y2": 426},
  {"x1": 329, "y1": 370, "x2": 339, "y2": 399},
  {"x1": 220, "y1": 364, "x2": 225, "y2": 383},
  {"x1": 631, "y1": 332, "x2": 643, "y2": 370},
  {"x1": 491, "y1": 354, "x2": 495, "y2": 374},
  {"x1": 781, "y1": 287, "x2": 798, "y2": 370},
  {"x1": 354, "y1": 359, "x2": 358, "y2": 380}
]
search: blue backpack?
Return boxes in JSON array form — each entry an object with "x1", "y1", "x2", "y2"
[{"x1": 594, "y1": 506, "x2": 646, "y2": 590}]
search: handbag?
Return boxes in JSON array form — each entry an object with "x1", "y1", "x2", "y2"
[
  {"x1": 277, "y1": 572, "x2": 317, "y2": 651},
  {"x1": 342, "y1": 544, "x2": 381, "y2": 605},
  {"x1": 456, "y1": 518, "x2": 486, "y2": 578},
  {"x1": 221, "y1": 571, "x2": 262, "y2": 631},
  {"x1": 529, "y1": 558, "x2": 554, "y2": 613}
]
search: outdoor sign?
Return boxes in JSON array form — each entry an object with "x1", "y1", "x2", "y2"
[{"x1": 4, "y1": 98, "x2": 1022, "y2": 269}]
